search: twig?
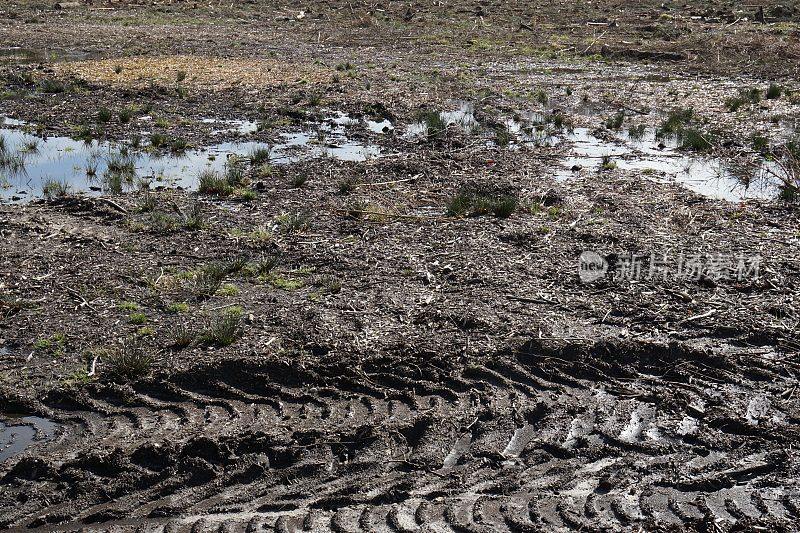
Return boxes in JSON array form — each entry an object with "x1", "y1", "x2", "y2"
[
  {"x1": 97, "y1": 197, "x2": 127, "y2": 214},
  {"x1": 680, "y1": 309, "x2": 718, "y2": 324}
]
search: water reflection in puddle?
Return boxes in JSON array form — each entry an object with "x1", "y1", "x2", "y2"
[
  {"x1": 555, "y1": 128, "x2": 782, "y2": 201},
  {"x1": 407, "y1": 101, "x2": 478, "y2": 137},
  {"x1": 367, "y1": 119, "x2": 393, "y2": 134},
  {"x1": 0, "y1": 119, "x2": 381, "y2": 201},
  {"x1": 0, "y1": 416, "x2": 58, "y2": 463},
  {"x1": 202, "y1": 118, "x2": 259, "y2": 136}
]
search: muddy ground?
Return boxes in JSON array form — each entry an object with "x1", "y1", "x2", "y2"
[{"x1": 2, "y1": 1, "x2": 800, "y2": 532}]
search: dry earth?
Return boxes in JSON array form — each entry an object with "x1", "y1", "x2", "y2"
[{"x1": 1, "y1": 1, "x2": 800, "y2": 532}]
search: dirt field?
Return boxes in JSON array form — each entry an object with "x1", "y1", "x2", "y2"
[{"x1": 2, "y1": 1, "x2": 800, "y2": 531}]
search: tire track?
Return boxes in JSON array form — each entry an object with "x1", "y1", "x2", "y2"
[{"x1": 1, "y1": 340, "x2": 798, "y2": 531}]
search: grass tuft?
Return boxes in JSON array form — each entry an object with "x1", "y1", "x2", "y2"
[
  {"x1": 446, "y1": 188, "x2": 518, "y2": 218},
  {"x1": 604, "y1": 111, "x2": 624, "y2": 130},
  {"x1": 198, "y1": 308, "x2": 243, "y2": 347},
  {"x1": 198, "y1": 168, "x2": 233, "y2": 196},
  {"x1": 766, "y1": 83, "x2": 782, "y2": 100},
  {"x1": 42, "y1": 179, "x2": 70, "y2": 199},
  {"x1": 103, "y1": 341, "x2": 153, "y2": 382}
]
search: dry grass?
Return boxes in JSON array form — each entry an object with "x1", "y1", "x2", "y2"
[{"x1": 54, "y1": 55, "x2": 332, "y2": 91}]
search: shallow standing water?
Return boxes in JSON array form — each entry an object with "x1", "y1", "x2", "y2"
[
  {"x1": 0, "y1": 416, "x2": 58, "y2": 463},
  {"x1": 556, "y1": 128, "x2": 782, "y2": 201},
  {"x1": 0, "y1": 116, "x2": 382, "y2": 202}
]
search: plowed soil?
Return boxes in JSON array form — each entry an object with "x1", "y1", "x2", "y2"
[{"x1": 2, "y1": 1, "x2": 800, "y2": 532}]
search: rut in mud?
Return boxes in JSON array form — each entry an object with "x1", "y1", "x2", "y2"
[{"x1": 2, "y1": 339, "x2": 798, "y2": 532}]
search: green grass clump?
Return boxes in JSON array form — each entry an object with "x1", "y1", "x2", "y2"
[
  {"x1": 97, "y1": 107, "x2": 112, "y2": 123},
  {"x1": 289, "y1": 174, "x2": 308, "y2": 188},
  {"x1": 532, "y1": 89, "x2": 548, "y2": 105},
  {"x1": 39, "y1": 78, "x2": 66, "y2": 94},
  {"x1": 418, "y1": 110, "x2": 447, "y2": 139},
  {"x1": 166, "y1": 302, "x2": 190, "y2": 313},
  {"x1": 149, "y1": 133, "x2": 169, "y2": 148},
  {"x1": 600, "y1": 155, "x2": 617, "y2": 171},
  {"x1": 276, "y1": 211, "x2": 311, "y2": 233},
  {"x1": 118, "y1": 301, "x2": 139, "y2": 311},
  {"x1": 236, "y1": 188, "x2": 258, "y2": 202},
  {"x1": 198, "y1": 308, "x2": 243, "y2": 347},
  {"x1": 225, "y1": 158, "x2": 247, "y2": 187},
  {"x1": 103, "y1": 342, "x2": 153, "y2": 382},
  {"x1": 242, "y1": 256, "x2": 279, "y2": 278},
  {"x1": 216, "y1": 283, "x2": 240, "y2": 296},
  {"x1": 656, "y1": 108, "x2": 714, "y2": 152},
  {"x1": 677, "y1": 128, "x2": 713, "y2": 152},
  {"x1": 21, "y1": 139, "x2": 39, "y2": 154},
  {"x1": 766, "y1": 83, "x2": 782, "y2": 100},
  {"x1": 751, "y1": 134, "x2": 769, "y2": 153},
  {"x1": 604, "y1": 112, "x2": 624, "y2": 130},
  {"x1": 249, "y1": 146, "x2": 271, "y2": 166},
  {"x1": 0, "y1": 140, "x2": 26, "y2": 174},
  {"x1": 42, "y1": 179, "x2": 70, "y2": 199},
  {"x1": 34, "y1": 333, "x2": 67, "y2": 355},
  {"x1": 169, "y1": 324, "x2": 194, "y2": 350},
  {"x1": 189, "y1": 259, "x2": 246, "y2": 299},
  {"x1": 495, "y1": 125, "x2": 512, "y2": 147},
  {"x1": 129, "y1": 312, "x2": 147, "y2": 325},
  {"x1": 725, "y1": 88, "x2": 762, "y2": 112},
  {"x1": 446, "y1": 188, "x2": 518, "y2": 218},
  {"x1": 658, "y1": 108, "x2": 694, "y2": 136},
  {"x1": 338, "y1": 178, "x2": 357, "y2": 194},
  {"x1": 169, "y1": 137, "x2": 188, "y2": 153},
  {"x1": 779, "y1": 183, "x2": 798, "y2": 203},
  {"x1": 198, "y1": 168, "x2": 233, "y2": 196},
  {"x1": 628, "y1": 124, "x2": 647, "y2": 141},
  {"x1": 118, "y1": 108, "x2": 134, "y2": 123}
]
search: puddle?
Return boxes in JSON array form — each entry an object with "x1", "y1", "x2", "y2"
[
  {"x1": 554, "y1": 128, "x2": 783, "y2": 201},
  {"x1": 202, "y1": 118, "x2": 259, "y2": 136},
  {"x1": 502, "y1": 113, "x2": 560, "y2": 147},
  {"x1": 2, "y1": 117, "x2": 27, "y2": 127},
  {"x1": 367, "y1": 119, "x2": 394, "y2": 134},
  {"x1": 0, "y1": 416, "x2": 58, "y2": 463},
  {"x1": 407, "y1": 101, "x2": 478, "y2": 137},
  {"x1": 0, "y1": 119, "x2": 381, "y2": 202}
]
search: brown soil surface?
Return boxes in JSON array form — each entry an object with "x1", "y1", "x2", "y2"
[{"x1": 2, "y1": 1, "x2": 800, "y2": 532}]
